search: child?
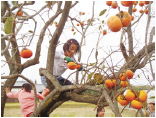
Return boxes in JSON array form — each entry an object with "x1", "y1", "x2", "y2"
[
  {"x1": 96, "y1": 107, "x2": 105, "y2": 117},
  {"x1": 5, "y1": 83, "x2": 44, "y2": 117},
  {"x1": 41, "y1": 39, "x2": 83, "y2": 97},
  {"x1": 145, "y1": 98, "x2": 155, "y2": 117}
]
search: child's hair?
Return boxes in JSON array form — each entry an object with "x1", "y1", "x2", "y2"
[
  {"x1": 96, "y1": 107, "x2": 105, "y2": 117},
  {"x1": 63, "y1": 39, "x2": 80, "y2": 53},
  {"x1": 22, "y1": 83, "x2": 32, "y2": 92}
]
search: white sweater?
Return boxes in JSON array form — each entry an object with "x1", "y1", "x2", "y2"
[{"x1": 53, "y1": 49, "x2": 75, "y2": 78}]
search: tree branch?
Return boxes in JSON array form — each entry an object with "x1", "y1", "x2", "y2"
[
  {"x1": 120, "y1": 43, "x2": 129, "y2": 62},
  {"x1": 144, "y1": 2, "x2": 155, "y2": 80},
  {"x1": 127, "y1": 6, "x2": 134, "y2": 58}
]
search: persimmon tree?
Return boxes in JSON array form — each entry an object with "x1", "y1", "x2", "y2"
[{"x1": 1, "y1": 1, "x2": 155, "y2": 117}]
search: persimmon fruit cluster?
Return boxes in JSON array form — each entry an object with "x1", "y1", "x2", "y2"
[
  {"x1": 117, "y1": 89, "x2": 147, "y2": 109},
  {"x1": 119, "y1": 70, "x2": 134, "y2": 81},
  {"x1": 105, "y1": 79, "x2": 116, "y2": 88},
  {"x1": 107, "y1": 11, "x2": 132, "y2": 32},
  {"x1": 67, "y1": 62, "x2": 81, "y2": 70}
]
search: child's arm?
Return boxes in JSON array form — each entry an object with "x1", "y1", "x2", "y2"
[
  {"x1": 55, "y1": 50, "x2": 74, "y2": 63},
  {"x1": 5, "y1": 87, "x2": 20, "y2": 98},
  {"x1": 73, "y1": 57, "x2": 84, "y2": 71},
  {"x1": 37, "y1": 92, "x2": 44, "y2": 100}
]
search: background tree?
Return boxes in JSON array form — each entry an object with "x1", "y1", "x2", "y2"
[{"x1": 1, "y1": 1, "x2": 155, "y2": 117}]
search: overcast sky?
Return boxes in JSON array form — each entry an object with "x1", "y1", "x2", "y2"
[{"x1": 1, "y1": 1, "x2": 155, "y2": 86}]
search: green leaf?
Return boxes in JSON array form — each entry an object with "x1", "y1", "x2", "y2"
[
  {"x1": 149, "y1": 96, "x2": 155, "y2": 99},
  {"x1": 93, "y1": 73, "x2": 103, "y2": 84},
  {"x1": 12, "y1": 1, "x2": 18, "y2": 5},
  {"x1": 102, "y1": 20, "x2": 105, "y2": 24},
  {"x1": 4, "y1": 17, "x2": 15, "y2": 34},
  {"x1": 89, "y1": 63, "x2": 96, "y2": 66},
  {"x1": 49, "y1": 34, "x2": 52, "y2": 37},
  {"x1": 28, "y1": 30, "x2": 33, "y2": 33},
  {"x1": 87, "y1": 19, "x2": 90, "y2": 23},
  {"x1": 50, "y1": 22, "x2": 53, "y2": 26},
  {"x1": 51, "y1": 1, "x2": 57, "y2": 5},
  {"x1": 99, "y1": 26, "x2": 101, "y2": 30},
  {"x1": 99, "y1": 9, "x2": 107, "y2": 16},
  {"x1": 138, "y1": 75, "x2": 140, "y2": 78},
  {"x1": 86, "y1": 72, "x2": 94, "y2": 82},
  {"x1": 73, "y1": 32, "x2": 76, "y2": 35},
  {"x1": 102, "y1": 65, "x2": 105, "y2": 69}
]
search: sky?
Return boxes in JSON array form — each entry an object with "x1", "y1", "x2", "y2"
[{"x1": 1, "y1": 1, "x2": 155, "y2": 86}]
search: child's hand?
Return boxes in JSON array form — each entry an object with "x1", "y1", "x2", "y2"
[
  {"x1": 78, "y1": 65, "x2": 83, "y2": 71},
  {"x1": 5, "y1": 87, "x2": 10, "y2": 94},
  {"x1": 64, "y1": 56, "x2": 74, "y2": 63}
]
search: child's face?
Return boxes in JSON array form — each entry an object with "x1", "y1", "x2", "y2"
[
  {"x1": 98, "y1": 109, "x2": 105, "y2": 117},
  {"x1": 148, "y1": 103, "x2": 155, "y2": 111},
  {"x1": 65, "y1": 43, "x2": 78, "y2": 57}
]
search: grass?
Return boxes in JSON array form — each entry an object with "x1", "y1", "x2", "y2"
[{"x1": 4, "y1": 101, "x2": 140, "y2": 117}]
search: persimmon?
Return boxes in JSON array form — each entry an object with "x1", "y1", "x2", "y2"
[
  {"x1": 20, "y1": 48, "x2": 33, "y2": 58},
  {"x1": 67, "y1": 62, "x2": 77, "y2": 70},
  {"x1": 131, "y1": 16, "x2": 134, "y2": 20},
  {"x1": 121, "y1": 1, "x2": 134, "y2": 7},
  {"x1": 81, "y1": 22, "x2": 84, "y2": 26},
  {"x1": 17, "y1": 11, "x2": 23, "y2": 16},
  {"x1": 106, "y1": 1, "x2": 112, "y2": 6},
  {"x1": 55, "y1": 24, "x2": 58, "y2": 27},
  {"x1": 82, "y1": 12, "x2": 85, "y2": 15},
  {"x1": 119, "y1": 70, "x2": 133, "y2": 80},
  {"x1": 107, "y1": 16, "x2": 122, "y2": 32},
  {"x1": 126, "y1": 70, "x2": 133, "y2": 79},
  {"x1": 125, "y1": 89, "x2": 136, "y2": 101},
  {"x1": 105, "y1": 79, "x2": 113, "y2": 88},
  {"x1": 145, "y1": 9, "x2": 148, "y2": 14},
  {"x1": 111, "y1": 1, "x2": 117, "y2": 9},
  {"x1": 139, "y1": 10, "x2": 143, "y2": 13},
  {"x1": 144, "y1": 1, "x2": 149, "y2": 5},
  {"x1": 133, "y1": 1, "x2": 137, "y2": 5},
  {"x1": 119, "y1": 73, "x2": 126, "y2": 81},
  {"x1": 120, "y1": 81, "x2": 128, "y2": 87},
  {"x1": 71, "y1": 28, "x2": 74, "y2": 31},
  {"x1": 117, "y1": 95, "x2": 129, "y2": 106},
  {"x1": 76, "y1": 64, "x2": 81, "y2": 69},
  {"x1": 112, "y1": 79, "x2": 116, "y2": 87},
  {"x1": 138, "y1": 90, "x2": 147, "y2": 102},
  {"x1": 116, "y1": 11, "x2": 132, "y2": 27},
  {"x1": 132, "y1": 8, "x2": 137, "y2": 12},
  {"x1": 77, "y1": 23, "x2": 79, "y2": 26},
  {"x1": 139, "y1": 1, "x2": 145, "y2": 7},
  {"x1": 131, "y1": 100, "x2": 143, "y2": 109},
  {"x1": 103, "y1": 30, "x2": 107, "y2": 35}
]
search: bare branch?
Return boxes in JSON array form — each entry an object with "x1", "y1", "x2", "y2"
[
  {"x1": 144, "y1": 2, "x2": 155, "y2": 80},
  {"x1": 18, "y1": 4, "x2": 47, "y2": 20},
  {"x1": 120, "y1": 43, "x2": 129, "y2": 62},
  {"x1": 127, "y1": 6, "x2": 134, "y2": 58},
  {"x1": 1, "y1": 39, "x2": 11, "y2": 56},
  {"x1": 149, "y1": 26, "x2": 155, "y2": 45}
]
